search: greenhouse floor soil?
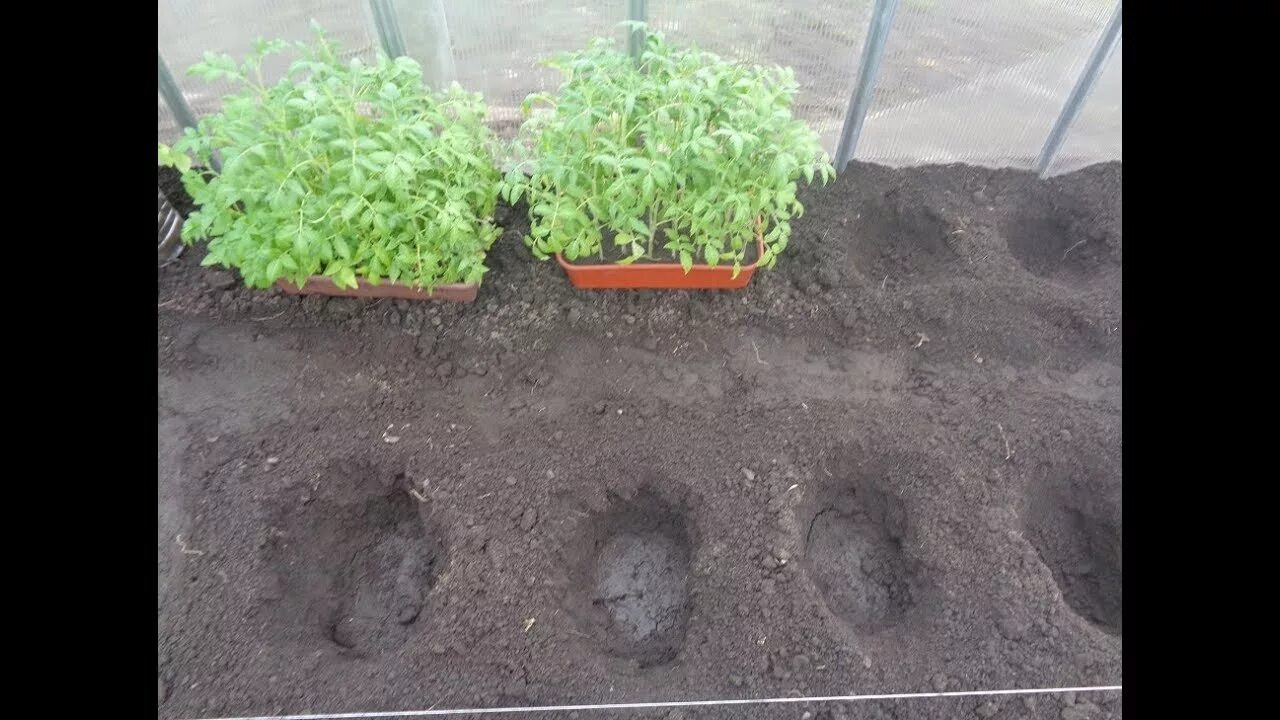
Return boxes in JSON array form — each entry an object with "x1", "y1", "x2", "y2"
[{"x1": 158, "y1": 161, "x2": 1121, "y2": 720}]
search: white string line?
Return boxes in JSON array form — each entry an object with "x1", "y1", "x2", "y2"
[{"x1": 183, "y1": 684, "x2": 1122, "y2": 720}]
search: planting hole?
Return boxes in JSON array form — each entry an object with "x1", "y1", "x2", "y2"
[
  {"x1": 803, "y1": 453, "x2": 926, "y2": 634},
  {"x1": 847, "y1": 191, "x2": 959, "y2": 283},
  {"x1": 264, "y1": 464, "x2": 445, "y2": 655},
  {"x1": 572, "y1": 489, "x2": 692, "y2": 667},
  {"x1": 1023, "y1": 468, "x2": 1121, "y2": 635},
  {"x1": 1001, "y1": 201, "x2": 1118, "y2": 285}
]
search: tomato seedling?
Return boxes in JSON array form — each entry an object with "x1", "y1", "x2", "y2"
[
  {"x1": 159, "y1": 23, "x2": 502, "y2": 291},
  {"x1": 500, "y1": 26, "x2": 835, "y2": 276}
]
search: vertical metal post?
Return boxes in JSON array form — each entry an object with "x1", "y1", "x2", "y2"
[
  {"x1": 628, "y1": 0, "x2": 649, "y2": 63},
  {"x1": 370, "y1": 0, "x2": 407, "y2": 59},
  {"x1": 833, "y1": 0, "x2": 899, "y2": 174},
  {"x1": 159, "y1": 50, "x2": 220, "y2": 172},
  {"x1": 1036, "y1": 1, "x2": 1122, "y2": 177},
  {"x1": 394, "y1": 0, "x2": 457, "y2": 89},
  {"x1": 158, "y1": 51, "x2": 198, "y2": 132}
]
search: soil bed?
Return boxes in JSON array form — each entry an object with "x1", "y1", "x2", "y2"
[{"x1": 158, "y1": 160, "x2": 1122, "y2": 720}]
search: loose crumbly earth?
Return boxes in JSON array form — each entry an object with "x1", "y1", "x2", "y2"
[{"x1": 158, "y1": 161, "x2": 1121, "y2": 720}]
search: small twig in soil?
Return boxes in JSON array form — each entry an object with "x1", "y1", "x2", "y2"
[
  {"x1": 251, "y1": 310, "x2": 287, "y2": 322},
  {"x1": 1061, "y1": 238, "x2": 1088, "y2": 259},
  {"x1": 176, "y1": 534, "x2": 205, "y2": 556},
  {"x1": 913, "y1": 333, "x2": 930, "y2": 349},
  {"x1": 881, "y1": 276, "x2": 889, "y2": 291},
  {"x1": 997, "y1": 423, "x2": 1013, "y2": 461},
  {"x1": 751, "y1": 339, "x2": 769, "y2": 365},
  {"x1": 409, "y1": 488, "x2": 430, "y2": 503},
  {"x1": 157, "y1": 298, "x2": 179, "y2": 308}
]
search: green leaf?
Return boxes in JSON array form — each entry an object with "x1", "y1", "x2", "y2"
[
  {"x1": 309, "y1": 114, "x2": 341, "y2": 131},
  {"x1": 157, "y1": 144, "x2": 192, "y2": 173},
  {"x1": 679, "y1": 251, "x2": 693, "y2": 273},
  {"x1": 337, "y1": 267, "x2": 357, "y2": 289},
  {"x1": 340, "y1": 196, "x2": 362, "y2": 222}
]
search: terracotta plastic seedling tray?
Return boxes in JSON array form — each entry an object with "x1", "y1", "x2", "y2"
[
  {"x1": 277, "y1": 276, "x2": 478, "y2": 303},
  {"x1": 556, "y1": 239, "x2": 766, "y2": 290}
]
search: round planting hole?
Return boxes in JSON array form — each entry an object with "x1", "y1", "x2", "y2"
[
  {"x1": 262, "y1": 461, "x2": 445, "y2": 655},
  {"x1": 801, "y1": 449, "x2": 932, "y2": 636},
  {"x1": 594, "y1": 530, "x2": 689, "y2": 644},
  {"x1": 846, "y1": 191, "x2": 961, "y2": 284},
  {"x1": 570, "y1": 488, "x2": 693, "y2": 668},
  {"x1": 1023, "y1": 467, "x2": 1121, "y2": 636}
]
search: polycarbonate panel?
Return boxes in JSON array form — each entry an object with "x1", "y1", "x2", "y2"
[
  {"x1": 437, "y1": 1, "x2": 623, "y2": 138},
  {"x1": 646, "y1": 1, "x2": 871, "y2": 155},
  {"x1": 856, "y1": 0, "x2": 1115, "y2": 169},
  {"x1": 157, "y1": 0, "x2": 378, "y2": 140},
  {"x1": 155, "y1": 0, "x2": 1122, "y2": 169},
  {"x1": 1047, "y1": 37, "x2": 1120, "y2": 175}
]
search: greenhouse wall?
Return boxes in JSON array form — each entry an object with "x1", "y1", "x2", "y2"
[{"x1": 157, "y1": 0, "x2": 1120, "y2": 175}]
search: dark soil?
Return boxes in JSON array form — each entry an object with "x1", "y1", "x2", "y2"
[
  {"x1": 158, "y1": 160, "x2": 1122, "y2": 720},
  {"x1": 574, "y1": 489, "x2": 694, "y2": 668},
  {"x1": 158, "y1": 165, "x2": 198, "y2": 217}
]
